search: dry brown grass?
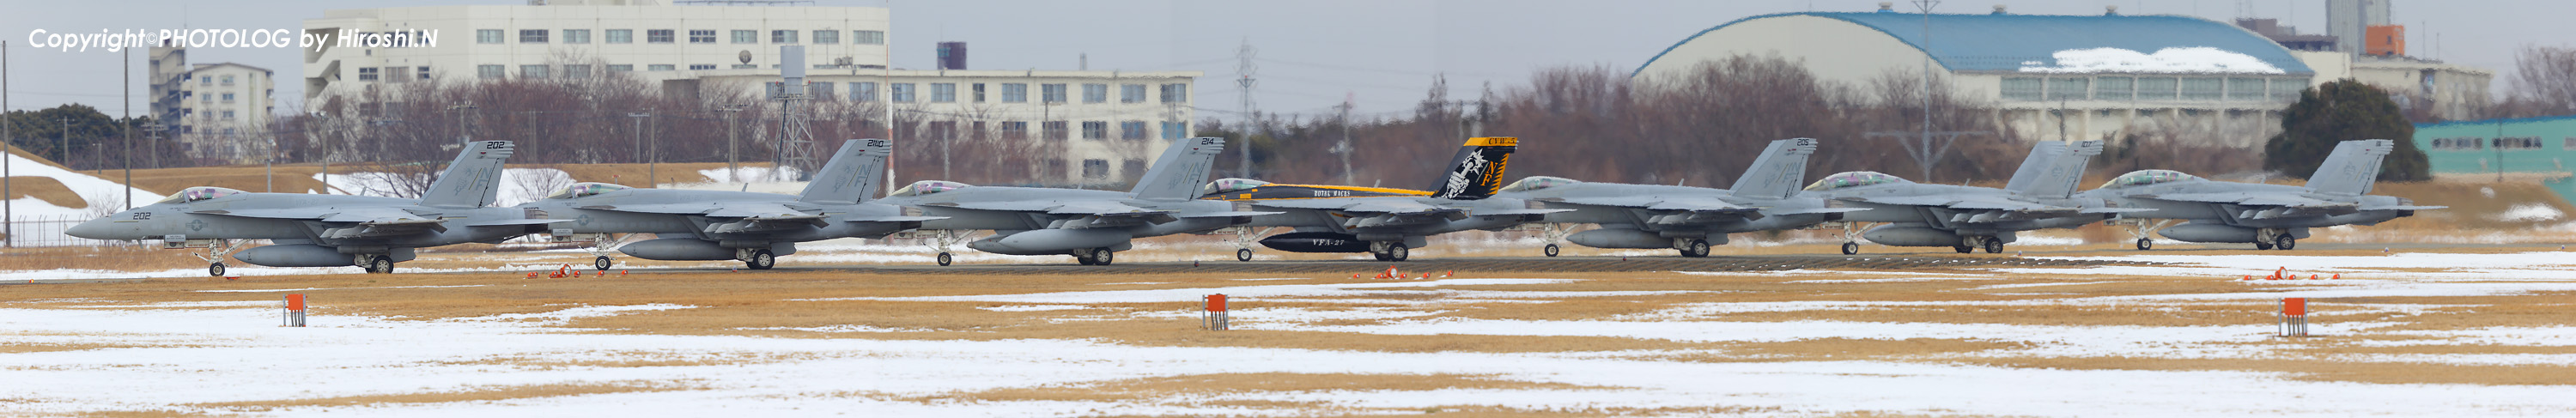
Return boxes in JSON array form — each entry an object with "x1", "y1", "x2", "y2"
[
  {"x1": 0, "y1": 246, "x2": 214, "y2": 272},
  {"x1": 1, "y1": 176, "x2": 86, "y2": 209},
  {"x1": 0, "y1": 342, "x2": 135, "y2": 354},
  {"x1": 185, "y1": 380, "x2": 699, "y2": 413}
]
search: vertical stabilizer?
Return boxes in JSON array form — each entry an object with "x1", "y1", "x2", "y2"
[
  {"x1": 1726, "y1": 138, "x2": 1819, "y2": 199},
  {"x1": 418, "y1": 141, "x2": 514, "y2": 208},
  {"x1": 2305, "y1": 139, "x2": 2393, "y2": 196},
  {"x1": 799, "y1": 139, "x2": 890, "y2": 203},
  {"x1": 1430, "y1": 136, "x2": 1520, "y2": 200},
  {"x1": 1129, "y1": 137, "x2": 1227, "y2": 201},
  {"x1": 2005, "y1": 140, "x2": 2103, "y2": 199}
]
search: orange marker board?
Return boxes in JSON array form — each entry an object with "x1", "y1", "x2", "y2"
[
  {"x1": 1206, "y1": 294, "x2": 1227, "y2": 312},
  {"x1": 2282, "y1": 297, "x2": 2306, "y2": 316},
  {"x1": 286, "y1": 294, "x2": 307, "y2": 312}
]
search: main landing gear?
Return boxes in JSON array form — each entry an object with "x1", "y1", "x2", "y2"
[
  {"x1": 1677, "y1": 239, "x2": 1711, "y2": 257},
  {"x1": 744, "y1": 250, "x2": 776, "y2": 270},
  {"x1": 359, "y1": 255, "x2": 397, "y2": 274},
  {"x1": 1370, "y1": 242, "x2": 1411, "y2": 262},
  {"x1": 1236, "y1": 249, "x2": 1255, "y2": 262},
  {"x1": 1073, "y1": 248, "x2": 1116, "y2": 265}
]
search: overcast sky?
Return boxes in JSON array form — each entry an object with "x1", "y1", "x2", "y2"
[{"x1": 3, "y1": 0, "x2": 2567, "y2": 120}]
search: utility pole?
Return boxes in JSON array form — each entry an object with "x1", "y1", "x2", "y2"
[
  {"x1": 1917, "y1": 0, "x2": 1938, "y2": 181},
  {"x1": 448, "y1": 104, "x2": 477, "y2": 147},
  {"x1": 59, "y1": 117, "x2": 69, "y2": 167},
  {"x1": 1235, "y1": 38, "x2": 1258, "y2": 179},
  {"x1": 123, "y1": 46, "x2": 131, "y2": 210},
  {"x1": 3, "y1": 39, "x2": 12, "y2": 248},
  {"x1": 719, "y1": 104, "x2": 744, "y2": 183},
  {"x1": 629, "y1": 112, "x2": 651, "y2": 187},
  {"x1": 1334, "y1": 93, "x2": 1354, "y2": 185}
]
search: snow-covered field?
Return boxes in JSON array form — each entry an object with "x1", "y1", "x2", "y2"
[{"x1": 6, "y1": 251, "x2": 2576, "y2": 416}]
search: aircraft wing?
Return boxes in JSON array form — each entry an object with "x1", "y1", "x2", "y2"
[
  {"x1": 843, "y1": 215, "x2": 948, "y2": 223},
  {"x1": 318, "y1": 217, "x2": 449, "y2": 239},
  {"x1": 2136, "y1": 192, "x2": 2344, "y2": 208},
  {"x1": 1176, "y1": 210, "x2": 1282, "y2": 218},
  {"x1": 1842, "y1": 196, "x2": 2068, "y2": 213},
  {"x1": 465, "y1": 218, "x2": 574, "y2": 227}
]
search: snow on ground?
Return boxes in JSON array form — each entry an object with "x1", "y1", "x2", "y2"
[
  {"x1": 2018, "y1": 46, "x2": 2286, "y2": 74},
  {"x1": 2496, "y1": 203, "x2": 2566, "y2": 222},
  {"x1": 0, "y1": 151, "x2": 165, "y2": 218},
  {"x1": 2014, "y1": 251, "x2": 2576, "y2": 280},
  {"x1": 6, "y1": 305, "x2": 2576, "y2": 416}
]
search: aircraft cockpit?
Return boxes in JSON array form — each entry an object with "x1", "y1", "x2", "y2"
[
  {"x1": 1499, "y1": 176, "x2": 1580, "y2": 192},
  {"x1": 890, "y1": 180, "x2": 971, "y2": 197},
  {"x1": 1200, "y1": 178, "x2": 1271, "y2": 196},
  {"x1": 544, "y1": 183, "x2": 633, "y2": 200},
  {"x1": 1803, "y1": 172, "x2": 1906, "y2": 191},
  {"x1": 156, "y1": 186, "x2": 246, "y2": 204},
  {"x1": 2099, "y1": 170, "x2": 2201, "y2": 189}
]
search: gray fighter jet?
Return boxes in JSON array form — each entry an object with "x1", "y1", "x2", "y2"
[
  {"x1": 877, "y1": 136, "x2": 1270, "y2": 266},
  {"x1": 1804, "y1": 140, "x2": 2137, "y2": 254},
  {"x1": 515, "y1": 139, "x2": 941, "y2": 270},
  {"x1": 2079, "y1": 139, "x2": 2442, "y2": 251},
  {"x1": 67, "y1": 141, "x2": 559, "y2": 275},
  {"x1": 1494, "y1": 138, "x2": 1863, "y2": 257},
  {"x1": 1198, "y1": 137, "x2": 1561, "y2": 262}
]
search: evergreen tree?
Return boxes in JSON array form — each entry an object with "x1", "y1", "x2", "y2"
[{"x1": 2263, "y1": 79, "x2": 2431, "y2": 181}]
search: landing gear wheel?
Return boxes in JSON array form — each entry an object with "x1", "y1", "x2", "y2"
[
  {"x1": 2275, "y1": 235, "x2": 2296, "y2": 251},
  {"x1": 1089, "y1": 248, "x2": 1115, "y2": 266},
  {"x1": 1386, "y1": 244, "x2": 1410, "y2": 262},
  {"x1": 1982, "y1": 239, "x2": 2004, "y2": 254},
  {"x1": 1680, "y1": 239, "x2": 1711, "y2": 257},
  {"x1": 208, "y1": 263, "x2": 227, "y2": 277},
  {"x1": 593, "y1": 256, "x2": 614, "y2": 271},
  {"x1": 1543, "y1": 244, "x2": 1561, "y2": 257},
  {"x1": 1372, "y1": 251, "x2": 1392, "y2": 261},
  {"x1": 1953, "y1": 245, "x2": 1973, "y2": 254},
  {"x1": 745, "y1": 250, "x2": 775, "y2": 270},
  {"x1": 1076, "y1": 255, "x2": 1097, "y2": 265},
  {"x1": 365, "y1": 256, "x2": 393, "y2": 274},
  {"x1": 2255, "y1": 241, "x2": 2275, "y2": 251},
  {"x1": 2136, "y1": 239, "x2": 2154, "y2": 251},
  {"x1": 936, "y1": 252, "x2": 953, "y2": 266},
  {"x1": 1841, "y1": 242, "x2": 1860, "y2": 255},
  {"x1": 1236, "y1": 249, "x2": 1255, "y2": 262}
]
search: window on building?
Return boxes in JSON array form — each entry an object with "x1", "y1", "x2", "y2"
[
  {"x1": 1121, "y1": 160, "x2": 1146, "y2": 180},
  {"x1": 855, "y1": 30, "x2": 885, "y2": 45},
  {"x1": 562, "y1": 64, "x2": 591, "y2": 79},
  {"x1": 1040, "y1": 83, "x2": 1068, "y2": 103},
  {"x1": 477, "y1": 29, "x2": 503, "y2": 44},
  {"x1": 765, "y1": 82, "x2": 787, "y2": 98},
  {"x1": 1081, "y1": 159, "x2": 1109, "y2": 179},
  {"x1": 771, "y1": 30, "x2": 798, "y2": 44},
  {"x1": 1082, "y1": 121, "x2": 1108, "y2": 140},
  {"x1": 811, "y1": 82, "x2": 835, "y2": 100},
  {"x1": 1042, "y1": 121, "x2": 1069, "y2": 140},
  {"x1": 890, "y1": 83, "x2": 915, "y2": 102},
  {"x1": 688, "y1": 29, "x2": 715, "y2": 44},
  {"x1": 2000, "y1": 77, "x2": 2042, "y2": 100},
  {"x1": 1121, "y1": 84, "x2": 1147, "y2": 103},
  {"x1": 222, "y1": 76, "x2": 234, "y2": 85},
  {"x1": 358, "y1": 67, "x2": 380, "y2": 82},
  {"x1": 851, "y1": 82, "x2": 877, "y2": 101},
  {"x1": 972, "y1": 83, "x2": 987, "y2": 102},
  {"x1": 418, "y1": 66, "x2": 432, "y2": 80},
  {"x1": 648, "y1": 64, "x2": 676, "y2": 71},
  {"x1": 2136, "y1": 77, "x2": 2178, "y2": 100},
  {"x1": 478, "y1": 64, "x2": 505, "y2": 79},
  {"x1": 2045, "y1": 77, "x2": 2089, "y2": 100},
  {"x1": 647, "y1": 29, "x2": 674, "y2": 44},
  {"x1": 563, "y1": 29, "x2": 591, "y2": 44},
  {"x1": 1082, "y1": 83, "x2": 1108, "y2": 103},
  {"x1": 2565, "y1": 137, "x2": 2576, "y2": 150},
  {"x1": 813, "y1": 30, "x2": 838, "y2": 44},
  {"x1": 1120, "y1": 121, "x2": 1147, "y2": 140},
  {"x1": 519, "y1": 29, "x2": 549, "y2": 43},
  {"x1": 2270, "y1": 78, "x2": 2306, "y2": 101},
  {"x1": 1161, "y1": 121, "x2": 1189, "y2": 140},
  {"x1": 199, "y1": 94, "x2": 210, "y2": 103},
  {"x1": 1000, "y1": 83, "x2": 1028, "y2": 103},
  {"x1": 385, "y1": 66, "x2": 411, "y2": 82},
  {"x1": 521, "y1": 64, "x2": 550, "y2": 79},
  {"x1": 606, "y1": 29, "x2": 634, "y2": 44},
  {"x1": 222, "y1": 93, "x2": 235, "y2": 102},
  {"x1": 2226, "y1": 77, "x2": 2267, "y2": 100},
  {"x1": 2093, "y1": 76, "x2": 2134, "y2": 100},
  {"x1": 732, "y1": 30, "x2": 757, "y2": 44},
  {"x1": 931, "y1": 83, "x2": 957, "y2": 102},
  {"x1": 201, "y1": 76, "x2": 212, "y2": 85},
  {"x1": 688, "y1": 64, "x2": 715, "y2": 70},
  {"x1": 222, "y1": 111, "x2": 235, "y2": 120},
  {"x1": 999, "y1": 121, "x2": 1028, "y2": 140},
  {"x1": 608, "y1": 64, "x2": 634, "y2": 72},
  {"x1": 2178, "y1": 77, "x2": 2222, "y2": 100},
  {"x1": 1160, "y1": 83, "x2": 1188, "y2": 103}
]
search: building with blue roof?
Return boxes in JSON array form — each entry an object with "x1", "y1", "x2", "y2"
[{"x1": 1635, "y1": 3, "x2": 2336, "y2": 148}]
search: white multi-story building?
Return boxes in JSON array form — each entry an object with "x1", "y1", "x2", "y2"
[
  {"x1": 301, "y1": 0, "x2": 1198, "y2": 184},
  {"x1": 149, "y1": 43, "x2": 280, "y2": 164}
]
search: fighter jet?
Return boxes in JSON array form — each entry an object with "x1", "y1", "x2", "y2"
[
  {"x1": 1199, "y1": 137, "x2": 1560, "y2": 262},
  {"x1": 67, "y1": 141, "x2": 559, "y2": 275},
  {"x1": 515, "y1": 139, "x2": 941, "y2": 270},
  {"x1": 877, "y1": 136, "x2": 1269, "y2": 266},
  {"x1": 1493, "y1": 138, "x2": 1862, "y2": 257},
  {"x1": 2078, "y1": 139, "x2": 2442, "y2": 251},
  {"x1": 1805, "y1": 140, "x2": 2137, "y2": 254}
]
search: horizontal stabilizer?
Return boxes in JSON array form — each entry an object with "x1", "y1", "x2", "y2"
[
  {"x1": 842, "y1": 215, "x2": 949, "y2": 223},
  {"x1": 2078, "y1": 207, "x2": 2158, "y2": 214},
  {"x1": 1176, "y1": 211, "x2": 1285, "y2": 218},
  {"x1": 465, "y1": 219, "x2": 574, "y2": 227},
  {"x1": 1471, "y1": 209, "x2": 1573, "y2": 216}
]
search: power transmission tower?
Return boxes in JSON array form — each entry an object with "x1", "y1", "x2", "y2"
[
  {"x1": 775, "y1": 45, "x2": 817, "y2": 181},
  {"x1": 1235, "y1": 39, "x2": 1257, "y2": 178}
]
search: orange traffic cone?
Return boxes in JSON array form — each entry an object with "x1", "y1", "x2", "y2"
[{"x1": 2331, "y1": 274, "x2": 2341, "y2": 280}]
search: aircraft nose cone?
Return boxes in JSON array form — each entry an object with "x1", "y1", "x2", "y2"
[{"x1": 64, "y1": 217, "x2": 115, "y2": 239}]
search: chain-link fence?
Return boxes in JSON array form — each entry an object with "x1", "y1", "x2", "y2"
[{"x1": 2, "y1": 215, "x2": 129, "y2": 247}]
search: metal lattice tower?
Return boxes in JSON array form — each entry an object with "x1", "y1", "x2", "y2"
[
  {"x1": 1235, "y1": 39, "x2": 1257, "y2": 178},
  {"x1": 774, "y1": 45, "x2": 817, "y2": 181}
]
